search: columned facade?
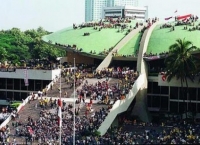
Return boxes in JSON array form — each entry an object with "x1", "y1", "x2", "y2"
[{"x1": 0, "y1": 78, "x2": 51, "y2": 100}]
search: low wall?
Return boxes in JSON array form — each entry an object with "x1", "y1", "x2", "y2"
[{"x1": 0, "y1": 94, "x2": 32, "y2": 129}]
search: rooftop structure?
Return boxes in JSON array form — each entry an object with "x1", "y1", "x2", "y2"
[
  {"x1": 85, "y1": 0, "x2": 138, "y2": 22},
  {"x1": 147, "y1": 20, "x2": 200, "y2": 54},
  {"x1": 103, "y1": 5, "x2": 148, "y2": 20},
  {"x1": 42, "y1": 18, "x2": 145, "y2": 63}
]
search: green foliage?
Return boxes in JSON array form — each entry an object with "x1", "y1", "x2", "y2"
[
  {"x1": 164, "y1": 38, "x2": 197, "y2": 83},
  {"x1": 0, "y1": 27, "x2": 65, "y2": 64},
  {"x1": 10, "y1": 102, "x2": 21, "y2": 108},
  {"x1": 93, "y1": 130, "x2": 101, "y2": 137}
]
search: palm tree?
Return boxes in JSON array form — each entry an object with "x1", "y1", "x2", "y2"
[{"x1": 164, "y1": 38, "x2": 197, "y2": 116}]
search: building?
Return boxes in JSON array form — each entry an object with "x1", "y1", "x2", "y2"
[
  {"x1": 107, "y1": 0, "x2": 138, "y2": 7},
  {"x1": 0, "y1": 68, "x2": 60, "y2": 100},
  {"x1": 43, "y1": 13, "x2": 200, "y2": 121},
  {"x1": 85, "y1": 0, "x2": 138, "y2": 22},
  {"x1": 103, "y1": 5, "x2": 148, "y2": 20}
]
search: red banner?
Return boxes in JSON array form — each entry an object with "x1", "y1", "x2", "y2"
[{"x1": 177, "y1": 14, "x2": 191, "y2": 20}]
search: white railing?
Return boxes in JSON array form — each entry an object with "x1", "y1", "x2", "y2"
[
  {"x1": 98, "y1": 74, "x2": 145, "y2": 136},
  {"x1": 0, "y1": 94, "x2": 33, "y2": 129}
]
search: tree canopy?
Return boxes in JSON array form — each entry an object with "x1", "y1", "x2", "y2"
[
  {"x1": 164, "y1": 38, "x2": 197, "y2": 83},
  {"x1": 0, "y1": 27, "x2": 66, "y2": 65}
]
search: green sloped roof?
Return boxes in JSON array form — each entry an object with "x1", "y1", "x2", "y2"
[
  {"x1": 42, "y1": 20, "x2": 141, "y2": 54},
  {"x1": 147, "y1": 21, "x2": 200, "y2": 54},
  {"x1": 118, "y1": 32, "x2": 142, "y2": 56}
]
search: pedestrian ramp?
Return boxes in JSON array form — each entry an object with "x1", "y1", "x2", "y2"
[
  {"x1": 98, "y1": 74, "x2": 145, "y2": 135},
  {"x1": 96, "y1": 26, "x2": 143, "y2": 70}
]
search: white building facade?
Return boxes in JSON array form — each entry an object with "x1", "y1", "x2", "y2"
[
  {"x1": 85, "y1": 0, "x2": 138, "y2": 22},
  {"x1": 103, "y1": 5, "x2": 148, "y2": 20}
]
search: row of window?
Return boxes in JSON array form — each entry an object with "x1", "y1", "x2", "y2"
[
  {"x1": 0, "y1": 91, "x2": 29, "y2": 100},
  {"x1": 147, "y1": 95, "x2": 200, "y2": 113},
  {"x1": 148, "y1": 82, "x2": 200, "y2": 100},
  {"x1": 0, "y1": 78, "x2": 50, "y2": 91}
]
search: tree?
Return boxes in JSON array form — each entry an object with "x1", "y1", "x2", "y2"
[
  {"x1": 0, "y1": 47, "x2": 7, "y2": 62},
  {"x1": 164, "y1": 38, "x2": 197, "y2": 115}
]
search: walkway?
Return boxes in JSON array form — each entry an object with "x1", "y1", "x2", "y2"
[{"x1": 96, "y1": 26, "x2": 143, "y2": 70}]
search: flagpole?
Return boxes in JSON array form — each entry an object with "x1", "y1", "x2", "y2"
[
  {"x1": 59, "y1": 59, "x2": 62, "y2": 145},
  {"x1": 73, "y1": 57, "x2": 76, "y2": 145}
]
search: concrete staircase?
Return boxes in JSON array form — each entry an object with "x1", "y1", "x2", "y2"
[
  {"x1": 96, "y1": 25, "x2": 144, "y2": 70},
  {"x1": 46, "y1": 77, "x2": 74, "y2": 98},
  {"x1": 131, "y1": 21, "x2": 161, "y2": 122},
  {"x1": 98, "y1": 74, "x2": 145, "y2": 136}
]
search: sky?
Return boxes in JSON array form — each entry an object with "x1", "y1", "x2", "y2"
[{"x1": 0, "y1": 0, "x2": 200, "y2": 32}]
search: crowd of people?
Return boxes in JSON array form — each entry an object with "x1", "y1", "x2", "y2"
[
  {"x1": 160, "y1": 15, "x2": 199, "y2": 32},
  {"x1": 1, "y1": 62, "x2": 200, "y2": 144},
  {"x1": 55, "y1": 17, "x2": 145, "y2": 57},
  {"x1": 0, "y1": 66, "x2": 138, "y2": 144},
  {"x1": 143, "y1": 51, "x2": 169, "y2": 58}
]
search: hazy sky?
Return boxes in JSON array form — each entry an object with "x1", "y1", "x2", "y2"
[{"x1": 0, "y1": 0, "x2": 200, "y2": 32}]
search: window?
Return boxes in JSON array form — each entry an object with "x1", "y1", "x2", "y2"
[
  {"x1": 14, "y1": 92, "x2": 21, "y2": 100},
  {"x1": 147, "y1": 95, "x2": 152, "y2": 107},
  {"x1": 197, "y1": 103, "x2": 200, "y2": 113},
  {"x1": 189, "y1": 103, "x2": 196, "y2": 113},
  {"x1": 160, "y1": 97, "x2": 169, "y2": 111},
  {"x1": 152, "y1": 82, "x2": 160, "y2": 94},
  {"x1": 28, "y1": 80, "x2": 34, "y2": 91},
  {"x1": 147, "y1": 82, "x2": 153, "y2": 93},
  {"x1": 160, "y1": 86, "x2": 169, "y2": 95},
  {"x1": 188, "y1": 88, "x2": 197, "y2": 101},
  {"x1": 0, "y1": 91, "x2": 6, "y2": 99},
  {"x1": 152, "y1": 96, "x2": 160, "y2": 108},
  {"x1": 197, "y1": 89, "x2": 200, "y2": 101},
  {"x1": 21, "y1": 79, "x2": 28, "y2": 91},
  {"x1": 170, "y1": 87, "x2": 178, "y2": 99},
  {"x1": 0, "y1": 78, "x2": 6, "y2": 89},
  {"x1": 14, "y1": 79, "x2": 20, "y2": 90},
  {"x1": 170, "y1": 101, "x2": 178, "y2": 113},
  {"x1": 179, "y1": 87, "x2": 187, "y2": 100},
  {"x1": 35, "y1": 80, "x2": 42, "y2": 91},
  {"x1": 7, "y1": 79, "x2": 13, "y2": 89},
  {"x1": 21, "y1": 92, "x2": 28, "y2": 100},
  {"x1": 179, "y1": 102, "x2": 186, "y2": 113},
  {"x1": 7, "y1": 92, "x2": 13, "y2": 100}
]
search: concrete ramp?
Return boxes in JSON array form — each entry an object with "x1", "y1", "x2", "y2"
[
  {"x1": 132, "y1": 21, "x2": 161, "y2": 122},
  {"x1": 96, "y1": 26, "x2": 144, "y2": 70},
  {"x1": 98, "y1": 74, "x2": 145, "y2": 136}
]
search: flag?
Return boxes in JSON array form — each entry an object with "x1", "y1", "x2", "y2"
[
  {"x1": 165, "y1": 16, "x2": 172, "y2": 20},
  {"x1": 24, "y1": 69, "x2": 29, "y2": 86},
  {"x1": 27, "y1": 126, "x2": 34, "y2": 135},
  {"x1": 58, "y1": 99, "x2": 62, "y2": 127},
  {"x1": 174, "y1": 10, "x2": 177, "y2": 13},
  {"x1": 177, "y1": 14, "x2": 191, "y2": 20}
]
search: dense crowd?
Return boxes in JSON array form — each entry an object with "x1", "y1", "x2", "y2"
[
  {"x1": 0, "y1": 66, "x2": 138, "y2": 144},
  {"x1": 0, "y1": 64, "x2": 200, "y2": 144}
]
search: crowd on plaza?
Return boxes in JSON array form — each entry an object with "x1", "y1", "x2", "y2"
[{"x1": 0, "y1": 66, "x2": 139, "y2": 144}]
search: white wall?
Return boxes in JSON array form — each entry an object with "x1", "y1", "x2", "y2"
[
  {"x1": 0, "y1": 69, "x2": 61, "y2": 81},
  {"x1": 158, "y1": 74, "x2": 200, "y2": 88}
]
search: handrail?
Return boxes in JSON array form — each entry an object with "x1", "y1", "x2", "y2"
[{"x1": 98, "y1": 74, "x2": 145, "y2": 136}]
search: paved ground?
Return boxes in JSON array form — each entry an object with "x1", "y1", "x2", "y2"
[{"x1": 6, "y1": 77, "x2": 119, "y2": 144}]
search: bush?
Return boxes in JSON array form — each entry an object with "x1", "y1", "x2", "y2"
[
  {"x1": 93, "y1": 130, "x2": 101, "y2": 137},
  {"x1": 10, "y1": 102, "x2": 21, "y2": 108}
]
